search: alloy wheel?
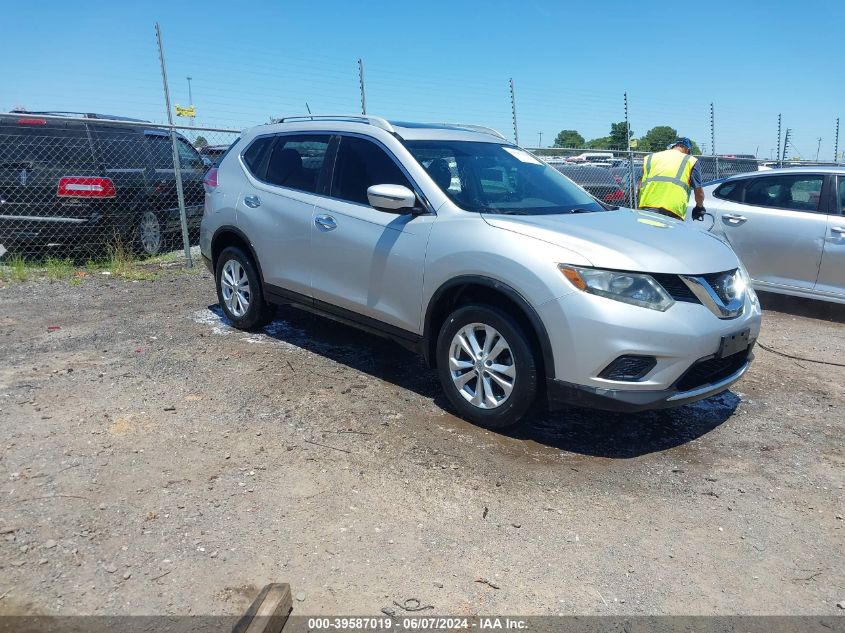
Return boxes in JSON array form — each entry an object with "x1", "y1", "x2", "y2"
[
  {"x1": 138, "y1": 212, "x2": 162, "y2": 255},
  {"x1": 448, "y1": 323, "x2": 515, "y2": 409},
  {"x1": 220, "y1": 259, "x2": 251, "y2": 318}
]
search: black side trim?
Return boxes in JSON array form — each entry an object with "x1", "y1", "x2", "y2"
[
  {"x1": 423, "y1": 275, "x2": 554, "y2": 376},
  {"x1": 264, "y1": 283, "x2": 423, "y2": 354}
]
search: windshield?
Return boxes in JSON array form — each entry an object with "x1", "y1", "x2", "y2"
[{"x1": 404, "y1": 140, "x2": 605, "y2": 215}]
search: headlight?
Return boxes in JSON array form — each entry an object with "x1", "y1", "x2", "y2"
[
  {"x1": 559, "y1": 265, "x2": 675, "y2": 311},
  {"x1": 736, "y1": 263, "x2": 758, "y2": 306}
]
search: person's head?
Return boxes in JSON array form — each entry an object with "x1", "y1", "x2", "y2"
[{"x1": 669, "y1": 137, "x2": 693, "y2": 154}]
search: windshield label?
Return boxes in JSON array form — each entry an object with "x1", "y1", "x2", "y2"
[{"x1": 503, "y1": 147, "x2": 542, "y2": 165}]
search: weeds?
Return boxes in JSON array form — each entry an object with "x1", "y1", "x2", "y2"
[{"x1": 44, "y1": 257, "x2": 76, "y2": 281}]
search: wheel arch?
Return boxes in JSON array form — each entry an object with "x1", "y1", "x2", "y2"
[
  {"x1": 210, "y1": 226, "x2": 265, "y2": 282},
  {"x1": 423, "y1": 275, "x2": 554, "y2": 380}
]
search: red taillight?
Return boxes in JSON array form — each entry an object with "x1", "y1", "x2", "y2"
[
  {"x1": 57, "y1": 176, "x2": 116, "y2": 198},
  {"x1": 203, "y1": 167, "x2": 219, "y2": 189},
  {"x1": 603, "y1": 189, "x2": 625, "y2": 202},
  {"x1": 17, "y1": 118, "x2": 47, "y2": 125}
]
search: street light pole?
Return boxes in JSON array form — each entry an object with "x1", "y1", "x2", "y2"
[{"x1": 538, "y1": 132, "x2": 542, "y2": 148}]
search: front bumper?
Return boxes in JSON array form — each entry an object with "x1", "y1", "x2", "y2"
[
  {"x1": 537, "y1": 282, "x2": 762, "y2": 409},
  {"x1": 547, "y1": 350, "x2": 752, "y2": 412}
]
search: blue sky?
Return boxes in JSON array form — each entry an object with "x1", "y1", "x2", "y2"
[{"x1": 2, "y1": 0, "x2": 842, "y2": 158}]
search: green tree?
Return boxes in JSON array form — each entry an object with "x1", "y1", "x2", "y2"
[
  {"x1": 637, "y1": 126, "x2": 678, "y2": 152},
  {"x1": 194, "y1": 135, "x2": 208, "y2": 149},
  {"x1": 586, "y1": 136, "x2": 612, "y2": 149},
  {"x1": 554, "y1": 130, "x2": 585, "y2": 148},
  {"x1": 690, "y1": 140, "x2": 702, "y2": 155},
  {"x1": 609, "y1": 121, "x2": 633, "y2": 150}
]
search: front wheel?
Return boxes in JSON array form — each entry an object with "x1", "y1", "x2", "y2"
[
  {"x1": 215, "y1": 246, "x2": 274, "y2": 330},
  {"x1": 436, "y1": 304, "x2": 538, "y2": 430}
]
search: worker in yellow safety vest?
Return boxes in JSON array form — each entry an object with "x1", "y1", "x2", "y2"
[{"x1": 638, "y1": 137, "x2": 706, "y2": 221}]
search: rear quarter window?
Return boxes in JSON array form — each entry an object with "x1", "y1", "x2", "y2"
[{"x1": 713, "y1": 180, "x2": 745, "y2": 202}]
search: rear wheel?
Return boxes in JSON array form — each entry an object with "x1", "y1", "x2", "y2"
[
  {"x1": 436, "y1": 304, "x2": 538, "y2": 429},
  {"x1": 215, "y1": 246, "x2": 274, "y2": 330},
  {"x1": 134, "y1": 211, "x2": 164, "y2": 257}
]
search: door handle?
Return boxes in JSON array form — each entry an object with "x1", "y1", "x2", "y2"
[
  {"x1": 722, "y1": 213, "x2": 747, "y2": 225},
  {"x1": 243, "y1": 195, "x2": 261, "y2": 208},
  {"x1": 315, "y1": 214, "x2": 337, "y2": 231},
  {"x1": 831, "y1": 226, "x2": 845, "y2": 236}
]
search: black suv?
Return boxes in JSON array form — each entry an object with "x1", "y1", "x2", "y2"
[{"x1": 0, "y1": 112, "x2": 207, "y2": 257}]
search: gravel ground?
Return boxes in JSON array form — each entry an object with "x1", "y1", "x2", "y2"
[{"x1": 0, "y1": 269, "x2": 843, "y2": 617}]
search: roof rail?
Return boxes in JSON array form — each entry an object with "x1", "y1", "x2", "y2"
[
  {"x1": 274, "y1": 114, "x2": 394, "y2": 133},
  {"x1": 14, "y1": 111, "x2": 150, "y2": 122},
  {"x1": 444, "y1": 123, "x2": 507, "y2": 140}
]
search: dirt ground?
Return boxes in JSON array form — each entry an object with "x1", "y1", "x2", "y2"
[{"x1": 0, "y1": 268, "x2": 843, "y2": 617}]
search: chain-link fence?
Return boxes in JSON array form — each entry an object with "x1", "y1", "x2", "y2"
[
  {"x1": 528, "y1": 146, "x2": 841, "y2": 213},
  {"x1": 0, "y1": 112, "x2": 239, "y2": 262}
]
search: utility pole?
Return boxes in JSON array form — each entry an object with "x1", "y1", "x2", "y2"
[
  {"x1": 186, "y1": 76, "x2": 194, "y2": 127},
  {"x1": 782, "y1": 128, "x2": 791, "y2": 162},
  {"x1": 816, "y1": 137, "x2": 822, "y2": 161},
  {"x1": 509, "y1": 78, "x2": 519, "y2": 145},
  {"x1": 358, "y1": 58, "x2": 367, "y2": 115},
  {"x1": 155, "y1": 22, "x2": 192, "y2": 267},
  {"x1": 624, "y1": 92, "x2": 635, "y2": 207},
  {"x1": 537, "y1": 132, "x2": 542, "y2": 148},
  {"x1": 835, "y1": 118, "x2": 840, "y2": 163},
  {"x1": 776, "y1": 114, "x2": 782, "y2": 168},
  {"x1": 710, "y1": 102, "x2": 718, "y2": 179},
  {"x1": 710, "y1": 102, "x2": 716, "y2": 156}
]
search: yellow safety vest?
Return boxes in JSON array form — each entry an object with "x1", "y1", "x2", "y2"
[{"x1": 638, "y1": 149, "x2": 697, "y2": 219}]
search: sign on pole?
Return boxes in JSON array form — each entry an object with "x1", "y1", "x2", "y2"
[{"x1": 175, "y1": 104, "x2": 196, "y2": 117}]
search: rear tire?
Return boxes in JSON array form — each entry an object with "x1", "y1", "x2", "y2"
[
  {"x1": 133, "y1": 211, "x2": 164, "y2": 257},
  {"x1": 436, "y1": 304, "x2": 538, "y2": 429},
  {"x1": 215, "y1": 246, "x2": 274, "y2": 330}
]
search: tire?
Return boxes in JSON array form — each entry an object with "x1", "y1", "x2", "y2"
[
  {"x1": 215, "y1": 246, "x2": 274, "y2": 330},
  {"x1": 133, "y1": 210, "x2": 165, "y2": 257},
  {"x1": 436, "y1": 304, "x2": 538, "y2": 430}
]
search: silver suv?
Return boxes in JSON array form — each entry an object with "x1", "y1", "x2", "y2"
[{"x1": 200, "y1": 115, "x2": 762, "y2": 429}]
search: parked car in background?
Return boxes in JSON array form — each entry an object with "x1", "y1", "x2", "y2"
[
  {"x1": 0, "y1": 111, "x2": 207, "y2": 257},
  {"x1": 199, "y1": 144, "x2": 232, "y2": 166},
  {"x1": 552, "y1": 164, "x2": 627, "y2": 205},
  {"x1": 609, "y1": 163, "x2": 643, "y2": 207},
  {"x1": 697, "y1": 167, "x2": 845, "y2": 303},
  {"x1": 201, "y1": 115, "x2": 760, "y2": 429}
]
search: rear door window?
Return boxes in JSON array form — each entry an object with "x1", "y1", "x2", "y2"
[
  {"x1": 837, "y1": 176, "x2": 845, "y2": 214},
  {"x1": 94, "y1": 130, "x2": 147, "y2": 170},
  {"x1": 264, "y1": 134, "x2": 331, "y2": 193},
  {"x1": 331, "y1": 136, "x2": 414, "y2": 205},
  {"x1": 145, "y1": 134, "x2": 175, "y2": 169},
  {"x1": 743, "y1": 174, "x2": 824, "y2": 212}
]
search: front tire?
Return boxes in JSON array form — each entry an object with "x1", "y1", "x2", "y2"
[
  {"x1": 215, "y1": 246, "x2": 274, "y2": 330},
  {"x1": 436, "y1": 304, "x2": 538, "y2": 429}
]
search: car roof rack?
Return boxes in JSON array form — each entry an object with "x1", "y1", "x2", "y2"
[
  {"x1": 14, "y1": 111, "x2": 150, "y2": 123},
  {"x1": 274, "y1": 114, "x2": 394, "y2": 133},
  {"x1": 442, "y1": 123, "x2": 507, "y2": 140}
]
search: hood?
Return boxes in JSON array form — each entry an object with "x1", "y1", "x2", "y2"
[{"x1": 483, "y1": 209, "x2": 738, "y2": 274}]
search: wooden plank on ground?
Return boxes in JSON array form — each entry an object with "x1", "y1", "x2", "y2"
[{"x1": 232, "y1": 583, "x2": 293, "y2": 633}]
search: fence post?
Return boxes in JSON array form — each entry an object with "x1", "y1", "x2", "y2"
[
  {"x1": 624, "y1": 92, "x2": 635, "y2": 207},
  {"x1": 509, "y1": 78, "x2": 519, "y2": 146},
  {"x1": 155, "y1": 22, "x2": 193, "y2": 267}
]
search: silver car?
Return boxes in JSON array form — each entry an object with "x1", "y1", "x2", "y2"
[
  {"x1": 696, "y1": 167, "x2": 845, "y2": 304},
  {"x1": 200, "y1": 115, "x2": 761, "y2": 429}
]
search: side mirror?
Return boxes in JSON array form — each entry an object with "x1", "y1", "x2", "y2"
[{"x1": 367, "y1": 184, "x2": 417, "y2": 213}]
